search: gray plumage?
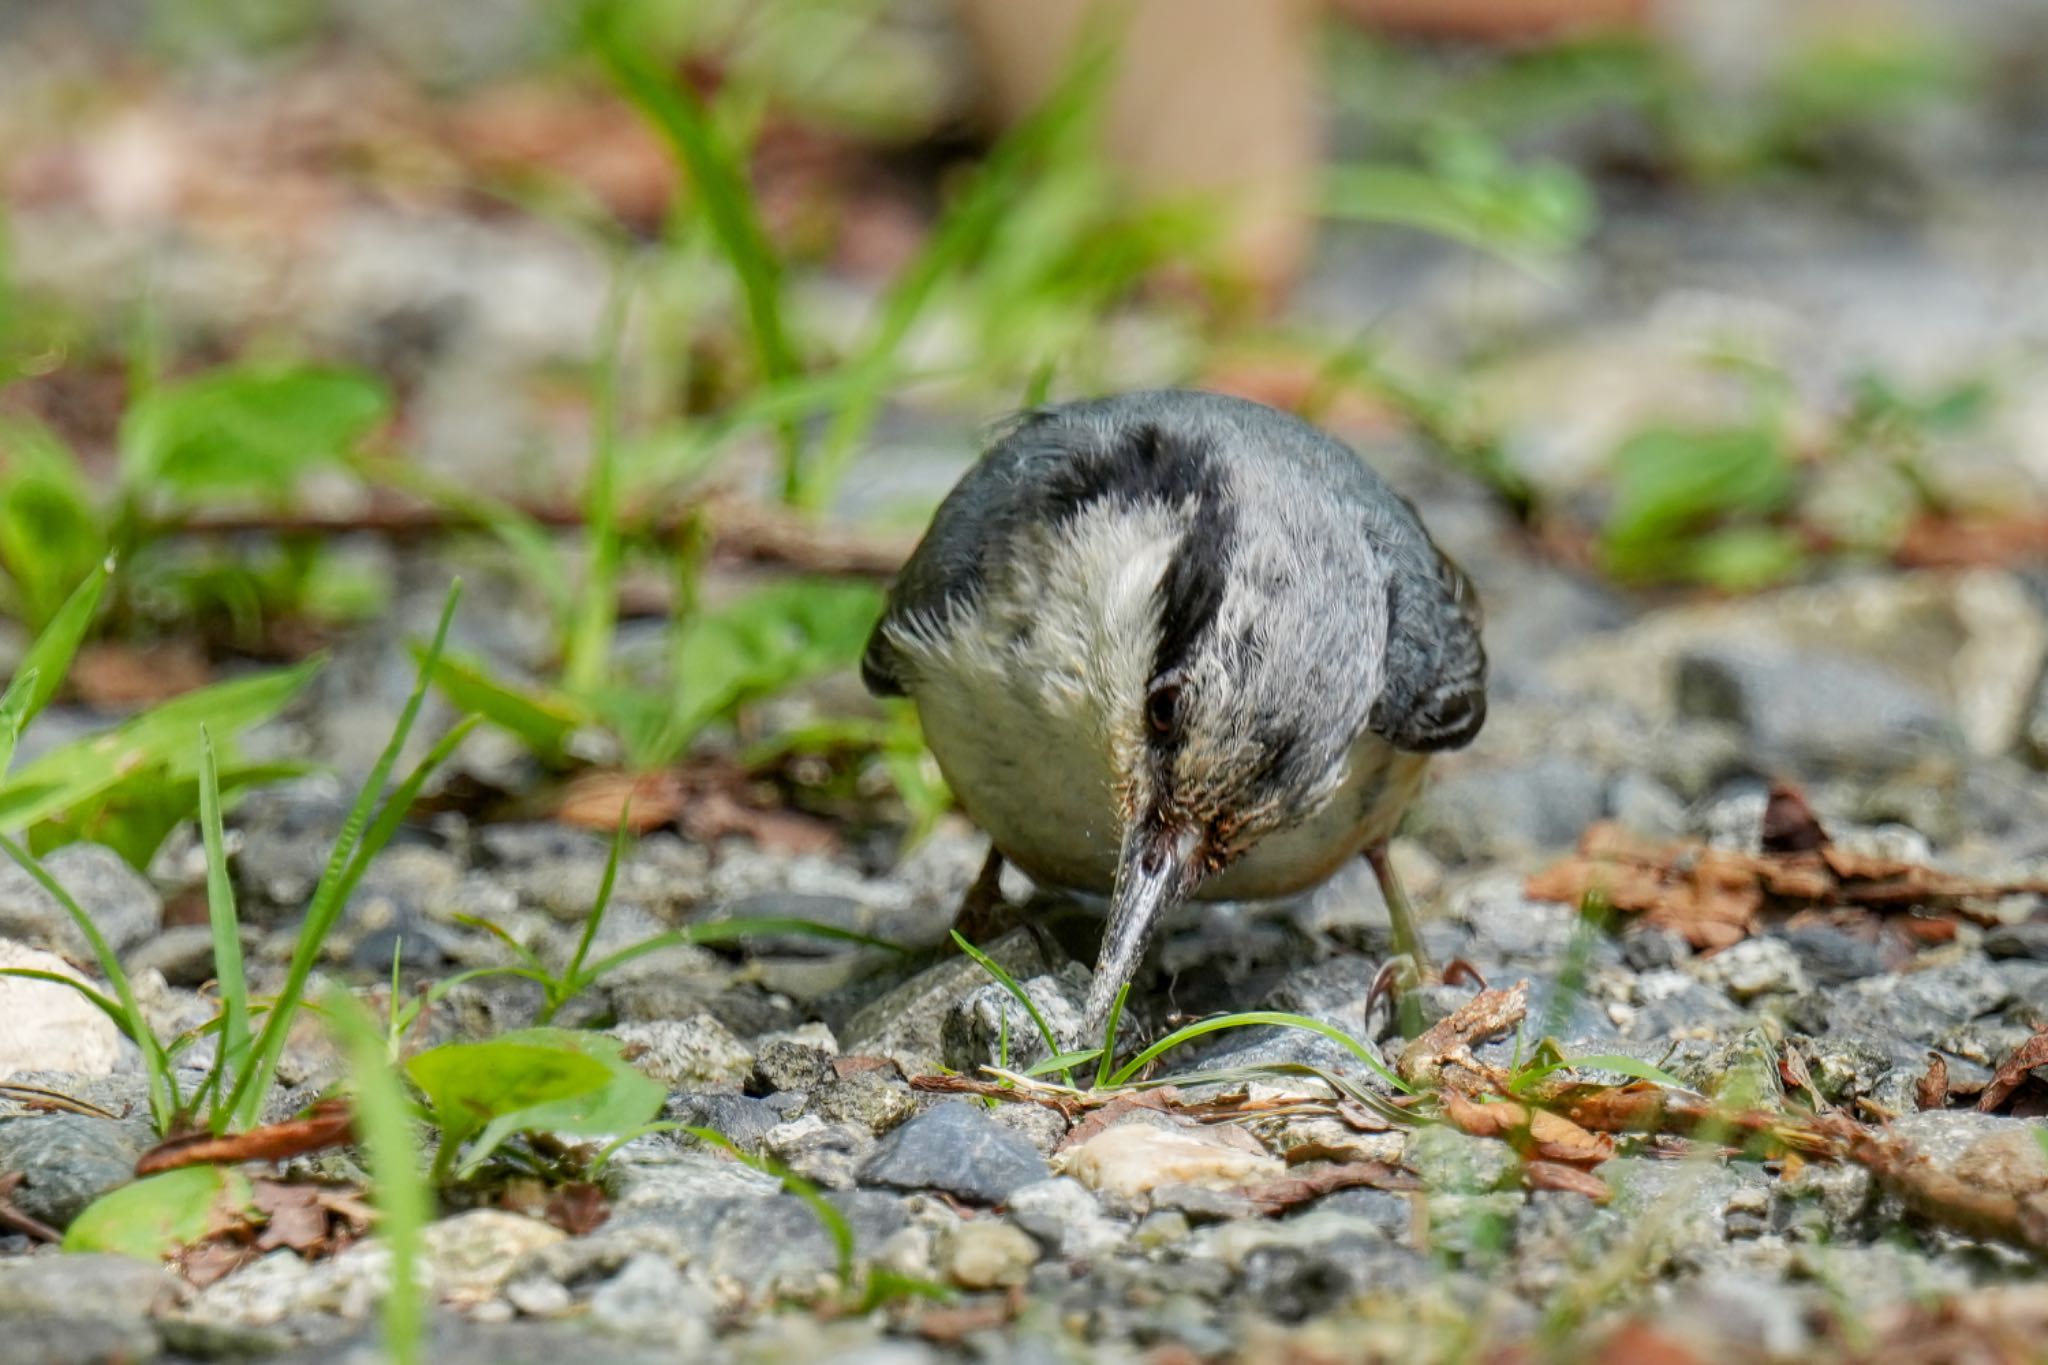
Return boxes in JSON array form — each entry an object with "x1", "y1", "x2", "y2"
[{"x1": 864, "y1": 389, "x2": 1486, "y2": 1034}]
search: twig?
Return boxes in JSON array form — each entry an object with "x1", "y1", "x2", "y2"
[
  {"x1": 0, "y1": 1083, "x2": 122, "y2": 1120},
  {"x1": 0, "y1": 1174, "x2": 61, "y2": 1244}
]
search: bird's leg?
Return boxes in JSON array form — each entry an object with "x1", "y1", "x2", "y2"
[
  {"x1": 953, "y1": 846, "x2": 1012, "y2": 942},
  {"x1": 1365, "y1": 842, "x2": 1431, "y2": 1039}
]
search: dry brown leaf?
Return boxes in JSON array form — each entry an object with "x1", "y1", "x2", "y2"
[
  {"x1": 1978, "y1": 1029, "x2": 2048, "y2": 1115},
  {"x1": 555, "y1": 763, "x2": 841, "y2": 856},
  {"x1": 544, "y1": 1181, "x2": 611, "y2": 1236},
  {"x1": 1917, "y1": 1053, "x2": 1952, "y2": 1112},
  {"x1": 1524, "y1": 1159, "x2": 1612, "y2": 1203},
  {"x1": 1439, "y1": 1092, "x2": 1614, "y2": 1166},
  {"x1": 1760, "y1": 781, "x2": 1828, "y2": 853},
  {"x1": 136, "y1": 1100, "x2": 354, "y2": 1175},
  {"x1": 251, "y1": 1180, "x2": 332, "y2": 1253},
  {"x1": 1587, "y1": 1319, "x2": 1706, "y2": 1365},
  {"x1": 1057, "y1": 1092, "x2": 1181, "y2": 1153},
  {"x1": 1240, "y1": 1161, "x2": 1419, "y2": 1215},
  {"x1": 1527, "y1": 819, "x2": 2047, "y2": 950}
]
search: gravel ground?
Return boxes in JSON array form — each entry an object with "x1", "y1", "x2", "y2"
[{"x1": 3, "y1": 2, "x2": 2048, "y2": 1360}]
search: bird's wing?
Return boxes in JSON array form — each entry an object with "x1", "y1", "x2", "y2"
[{"x1": 1363, "y1": 500, "x2": 1488, "y2": 753}]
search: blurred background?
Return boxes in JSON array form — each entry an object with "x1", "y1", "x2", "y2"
[{"x1": 4, "y1": 0, "x2": 2048, "y2": 863}]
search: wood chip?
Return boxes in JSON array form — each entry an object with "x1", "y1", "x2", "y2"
[
  {"x1": 1979, "y1": 1029, "x2": 2048, "y2": 1115},
  {"x1": 1916, "y1": 1053, "x2": 1951, "y2": 1112},
  {"x1": 1397, "y1": 982, "x2": 1529, "y2": 1089},
  {"x1": 1240, "y1": 1161, "x2": 1419, "y2": 1215},
  {"x1": 1525, "y1": 1159, "x2": 1613, "y2": 1203}
]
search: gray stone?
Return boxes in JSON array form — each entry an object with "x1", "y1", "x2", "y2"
[
  {"x1": 1690, "y1": 937, "x2": 1810, "y2": 1001},
  {"x1": 122, "y1": 923, "x2": 225, "y2": 986},
  {"x1": 0, "y1": 843, "x2": 159, "y2": 958},
  {"x1": 1674, "y1": 643, "x2": 1953, "y2": 775},
  {"x1": 1412, "y1": 758, "x2": 1608, "y2": 864},
  {"x1": 0, "y1": 1314, "x2": 159, "y2": 1365},
  {"x1": 941, "y1": 965, "x2": 1089, "y2": 1074},
  {"x1": 752, "y1": 1039, "x2": 834, "y2": 1094},
  {"x1": 856, "y1": 1101, "x2": 1049, "y2": 1204},
  {"x1": 1985, "y1": 918, "x2": 2048, "y2": 960},
  {"x1": 1006, "y1": 1177, "x2": 1125, "y2": 1259},
  {"x1": 586, "y1": 1253, "x2": 714, "y2": 1352},
  {"x1": 0, "y1": 1114, "x2": 148, "y2": 1227},
  {"x1": 661, "y1": 1093, "x2": 795, "y2": 1157},
  {"x1": 809, "y1": 1067, "x2": 919, "y2": 1135},
  {"x1": 841, "y1": 928, "x2": 1063, "y2": 1073},
  {"x1": 1780, "y1": 922, "x2": 1891, "y2": 984},
  {"x1": 761, "y1": 1115, "x2": 874, "y2": 1190},
  {"x1": 940, "y1": 1218, "x2": 1040, "y2": 1289},
  {"x1": 1793, "y1": 954, "x2": 2012, "y2": 1056},
  {"x1": 611, "y1": 1015, "x2": 755, "y2": 1091},
  {"x1": 1405, "y1": 1125, "x2": 1520, "y2": 1194},
  {"x1": 0, "y1": 1252, "x2": 168, "y2": 1321},
  {"x1": 1608, "y1": 771, "x2": 1689, "y2": 839}
]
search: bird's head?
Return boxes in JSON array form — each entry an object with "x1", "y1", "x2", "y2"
[{"x1": 1064, "y1": 427, "x2": 1383, "y2": 1035}]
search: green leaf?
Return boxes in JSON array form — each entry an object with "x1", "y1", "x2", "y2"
[
  {"x1": 422, "y1": 651, "x2": 588, "y2": 766},
  {"x1": 1510, "y1": 1052, "x2": 1692, "y2": 1094},
  {"x1": 197, "y1": 728, "x2": 249, "y2": 1130},
  {"x1": 0, "y1": 661, "x2": 318, "y2": 836},
  {"x1": 0, "y1": 426, "x2": 105, "y2": 630},
  {"x1": 1106, "y1": 1011, "x2": 1406, "y2": 1093},
  {"x1": 122, "y1": 365, "x2": 388, "y2": 498},
  {"x1": 408, "y1": 1027, "x2": 664, "y2": 1178},
  {"x1": 225, "y1": 583, "x2": 461, "y2": 1129},
  {"x1": 952, "y1": 930, "x2": 1070, "y2": 1086},
  {"x1": 1324, "y1": 126, "x2": 1595, "y2": 266},
  {"x1": 1599, "y1": 425, "x2": 1796, "y2": 581},
  {"x1": 651, "y1": 580, "x2": 884, "y2": 763},
  {"x1": 587, "y1": 3, "x2": 802, "y2": 496},
  {"x1": 63, "y1": 1166, "x2": 251, "y2": 1260},
  {"x1": 2, "y1": 558, "x2": 112, "y2": 768},
  {"x1": 323, "y1": 990, "x2": 428, "y2": 1365}
]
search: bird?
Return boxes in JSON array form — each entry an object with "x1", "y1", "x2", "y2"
[{"x1": 861, "y1": 389, "x2": 1487, "y2": 1041}]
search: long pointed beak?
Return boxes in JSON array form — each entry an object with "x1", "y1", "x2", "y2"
[{"x1": 1080, "y1": 819, "x2": 1205, "y2": 1038}]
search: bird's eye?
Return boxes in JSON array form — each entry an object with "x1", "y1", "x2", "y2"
[{"x1": 1145, "y1": 683, "x2": 1182, "y2": 735}]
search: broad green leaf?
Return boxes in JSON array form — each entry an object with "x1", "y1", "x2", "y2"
[
  {"x1": 63, "y1": 1166, "x2": 252, "y2": 1261},
  {"x1": 406, "y1": 1040, "x2": 611, "y2": 1149},
  {"x1": 407, "y1": 1027, "x2": 663, "y2": 1176},
  {"x1": 122, "y1": 365, "x2": 388, "y2": 498},
  {"x1": 464, "y1": 1028, "x2": 663, "y2": 1172},
  {"x1": 33, "y1": 760, "x2": 311, "y2": 870},
  {"x1": 0, "y1": 661, "x2": 317, "y2": 836},
  {"x1": 423, "y1": 651, "x2": 588, "y2": 766}
]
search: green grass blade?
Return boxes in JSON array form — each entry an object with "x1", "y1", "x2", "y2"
[
  {"x1": 353, "y1": 455, "x2": 570, "y2": 625},
  {"x1": 1509, "y1": 1053, "x2": 1692, "y2": 1095},
  {"x1": 548, "y1": 808, "x2": 630, "y2": 1023},
  {"x1": 0, "y1": 836, "x2": 175, "y2": 1129},
  {"x1": 323, "y1": 989, "x2": 429, "y2": 1365},
  {"x1": 196, "y1": 726, "x2": 249, "y2": 1134},
  {"x1": 950, "y1": 930, "x2": 1071, "y2": 1086},
  {"x1": 2, "y1": 555, "x2": 110, "y2": 767},
  {"x1": 1105, "y1": 1010, "x2": 1407, "y2": 1093},
  {"x1": 563, "y1": 267, "x2": 631, "y2": 698},
  {"x1": 225, "y1": 583, "x2": 463, "y2": 1128},
  {"x1": 798, "y1": 21, "x2": 1121, "y2": 510},
  {"x1": 1093, "y1": 982, "x2": 1131, "y2": 1089},
  {"x1": 1025, "y1": 1048, "x2": 1103, "y2": 1079},
  {"x1": 684, "y1": 1125, "x2": 854, "y2": 1289},
  {"x1": 587, "y1": 4, "x2": 802, "y2": 496}
]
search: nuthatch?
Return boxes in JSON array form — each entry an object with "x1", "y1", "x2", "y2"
[{"x1": 863, "y1": 390, "x2": 1486, "y2": 1039}]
